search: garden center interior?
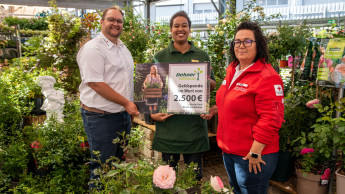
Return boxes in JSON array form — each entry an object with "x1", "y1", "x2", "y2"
[{"x1": 0, "y1": 0, "x2": 345, "y2": 193}]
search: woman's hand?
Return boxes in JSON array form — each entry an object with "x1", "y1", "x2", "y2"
[
  {"x1": 243, "y1": 153, "x2": 266, "y2": 174},
  {"x1": 150, "y1": 113, "x2": 173, "y2": 122},
  {"x1": 200, "y1": 105, "x2": 218, "y2": 120}
]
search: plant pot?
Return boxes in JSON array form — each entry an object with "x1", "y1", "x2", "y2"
[
  {"x1": 271, "y1": 150, "x2": 293, "y2": 182},
  {"x1": 336, "y1": 168, "x2": 345, "y2": 194},
  {"x1": 29, "y1": 97, "x2": 46, "y2": 115},
  {"x1": 296, "y1": 169, "x2": 328, "y2": 194},
  {"x1": 279, "y1": 60, "x2": 288, "y2": 68}
]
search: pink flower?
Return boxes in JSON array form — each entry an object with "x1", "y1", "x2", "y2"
[
  {"x1": 301, "y1": 148, "x2": 314, "y2": 155},
  {"x1": 210, "y1": 176, "x2": 228, "y2": 192},
  {"x1": 153, "y1": 165, "x2": 176, "y2": 189},
  {"x1": 30, "y1": 140, "x2": 42, "y2": 150},
  {"x1": 321, "y1": 168, "x2": 331, "y2": 180},
  {"x1": 306, "y1": 99, "x2": 320, "y2": 108}
]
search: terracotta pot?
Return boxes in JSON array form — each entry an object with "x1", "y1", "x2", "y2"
[
  {"x1": 279, "y1": 60, "x2": 288, "y2": 68},
  {"x1": 336, "y1": 168, "x2": 345, "y2": 194},
  {"x1": 296, "y1": 169, "x2": 328, "y2": 194}
]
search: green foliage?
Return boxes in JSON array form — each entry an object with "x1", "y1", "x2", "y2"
[
  {"x1": 292, "y1": 92, "x2": 343, "y2": 174},
  {"x1": 11, "y1": 165, "x2": 89, "y2": 193},
  {"x1": 0, "y1": 79, "x2": 22, "y2": 131},
  {"x1": 0, "y1": 130, "x2": 29, "y2": 181},
  {"x1": 24, "y1": 103, "x2": 87, "y2": 169},
  {"x1": 274, "y1": 23, "x2": 312, "y2": 58},
  {"x1": 205, "y1": 0, "x2": 280, "y2": 105},
  {"x1": 0, "y1": 58, "x2": 59, "y2": 115},
  {"x1": 23, "y1": 0, "x2": 88, "y2": 93},
  {"x1": 146, "y1": 83, "x2": 161, "y2": 88},
  {"x1": 4, "y1": 16, "x2": 48, "y2": 31},
  {"x1": 280, "y1": 82, "x2": 319, "y2": 151},
  {"x1": 143, "y1": 22, "x2": 171, "y2": 63},
  {"x1": 121, "y1": 7, "x2": 149, "y2": 63}
]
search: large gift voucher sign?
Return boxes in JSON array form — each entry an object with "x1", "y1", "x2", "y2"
[{"x1": 134, "y1": 62, "x2": 210, "y2": 114}]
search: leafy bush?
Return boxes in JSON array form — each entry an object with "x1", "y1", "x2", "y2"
[{"x1": 4, "y1": 16, "x2": 48, "y2": 31}]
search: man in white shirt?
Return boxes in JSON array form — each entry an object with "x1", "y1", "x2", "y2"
[{"x1": 77, "y1": 6, "x2": 139, "y2": 190}]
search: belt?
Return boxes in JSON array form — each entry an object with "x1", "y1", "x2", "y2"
[{"x1": 81, "y1": 102, "x2": 111, "y2": 114}]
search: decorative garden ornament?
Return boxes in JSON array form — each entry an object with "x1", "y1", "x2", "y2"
[{"x1": 36, "y1": 76, "x2": 65, "y2": 123}]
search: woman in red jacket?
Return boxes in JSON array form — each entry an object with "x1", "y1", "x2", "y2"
[{"x1": 202, "y1": 21, "x2": 284, "y2": 194}]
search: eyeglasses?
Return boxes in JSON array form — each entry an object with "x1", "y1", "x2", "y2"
[
  {"x1": 105, "y1": 17, "x2": 124, "y2": 24},
  {"x1": 233, "y1": 40, "x2": 256, "y2": 48}
]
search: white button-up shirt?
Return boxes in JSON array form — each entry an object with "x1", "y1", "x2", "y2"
[{"x1": 77, "y1": 33, "x2": 134, "y2": 113}]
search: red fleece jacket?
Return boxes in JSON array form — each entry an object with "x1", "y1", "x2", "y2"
[{"x1": 216, "y1": 60, "x2": 284, "y2": 156}]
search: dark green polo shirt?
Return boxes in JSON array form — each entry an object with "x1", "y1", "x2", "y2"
[{"x1": 152, "y1": 41, "x2": 213, "y2": 154}]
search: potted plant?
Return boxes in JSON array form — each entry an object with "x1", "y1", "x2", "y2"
[
  {"x1": 333, "y1": 98, "x2": 345, "y2": 193},
  {"x1": 268, "y1": 32, "x2": 285, "y2": 69},
  {"x1": 275, "y1": 23, "x2": 312, "y2": 91},
  {"x1": 271, "y1": 82, "x2": 319, "y2": 182},
  {"x1": 293, "y1": 96, "x2": 342, "y2": 194}
]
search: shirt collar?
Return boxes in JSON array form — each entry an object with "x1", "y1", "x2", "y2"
[
  {"x1": 236, "y1": 63, "x2": 254, "y2": 72},
  {"x1": 168, "y1": 41, "x2": 196, "y2": 53},
  {"x1": 100, "y1": 33, "x2": 123, "y2": 49}
]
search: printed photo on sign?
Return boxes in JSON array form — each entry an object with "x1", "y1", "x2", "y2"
[{"x1": 134, "y1": 62, "x2": 210, "y2": 114}]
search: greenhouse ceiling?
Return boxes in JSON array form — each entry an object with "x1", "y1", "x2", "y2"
[{"x1": 0, "y1": 0, "x2": 164, "y2": 9}]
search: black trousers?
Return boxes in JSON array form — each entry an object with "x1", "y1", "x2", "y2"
[{"x1": 162, "y1": 152, "x2": 203, "y2": 181}]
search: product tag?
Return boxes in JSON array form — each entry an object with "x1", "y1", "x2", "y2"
[
  {"x1": 222, "y1": 80, "x2": 226, "y2": 85},
  {"x1": 320, "y1": 179, "x2": 329, "y2": 185}
]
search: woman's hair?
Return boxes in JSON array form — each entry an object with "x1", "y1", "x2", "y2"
[
  {"x1": 169, "y1": 11, "x2": 191, "y2": 29},
  {"x1": 229, "y1": 21, "x2": 269, "y2": 64},
  {"x1": 102, "y1": 6, "x2": 124, "y2": 20},
  {"x1": 151, "y1": 65, "x2": 158, "y2": 77}
]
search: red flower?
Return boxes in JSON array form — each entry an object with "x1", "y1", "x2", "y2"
[
  {"x1": 321, "y1": 168, "x2": 331, "y2": 180},
  {"x1": 30, "y1": 140, "x2": 42, "y2": 150},
  {"x1": 80, "y1": 141, "x2": 89, "y2": 150}
]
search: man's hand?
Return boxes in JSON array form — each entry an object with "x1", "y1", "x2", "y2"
[
  {"x1": 150, "y1": 113, "x2": 173, "y2": 122},
  {"x1": 124, "y1": 101, "x2": 139, "y2": 116}
]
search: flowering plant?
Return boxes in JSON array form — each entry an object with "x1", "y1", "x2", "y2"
[
  {"x1": 293, "y1": 96, "x2": 341, "y2": 175},
  {"x1": 210, "y1": 176, "x2": 231, "y2": 193},
  {"x1": 152, "y1": 165, "x2": 176, "y2": 190}
]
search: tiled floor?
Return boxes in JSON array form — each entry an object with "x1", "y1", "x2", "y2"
[{"x1": 202, "y1": 137, "x2": 230, "y2": 187}]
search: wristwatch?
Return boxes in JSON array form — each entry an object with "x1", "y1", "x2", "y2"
[{"x1": 250, "y1": 151, "x2": 260, "y2": 158}]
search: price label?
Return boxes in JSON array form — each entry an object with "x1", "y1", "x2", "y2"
[
  {"x1": 173, "y1": 94, "x2": 202, "y2": 102},
  {"x1": 167, "y1": 63, "x2": 208, "y2": 113}
]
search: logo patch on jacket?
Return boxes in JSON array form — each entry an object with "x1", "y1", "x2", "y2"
[
  {"x1": 234, "y1": 83, "x2": 248, "y2": 92},
  {"x1": 274, "y1": 85, "x2": 283, "y2": 96},
  {"x1": 222, "y1": 80, "x2": 226, "y2": 85}
]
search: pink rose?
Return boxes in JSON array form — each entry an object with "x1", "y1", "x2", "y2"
[
  {"x1": 153, "y1": 165, "x2": 176, "y2": 189},
  {"x1": 321, "y1": 168, "x2": 331, "y2": 180},
  {"x1": 306, "y1": 99, "x2": 320, "y2": 108},
  {"x1": 210, "y1": 176, "x2": 229, "y2": 193},
  {"x1": 301, "y1": 148, "x2": 314, "y2": 155}
]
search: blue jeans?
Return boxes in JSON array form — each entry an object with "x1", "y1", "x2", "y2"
[
  {"x1": 162, "y1": 152, "x2": 203, "y2": 181},
  {"x1": 81, "y1": 108, "x2": 131, "y2": 190},
  {"x1": 223, "y1": 152, "x2": 278, "y2": 194}
]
